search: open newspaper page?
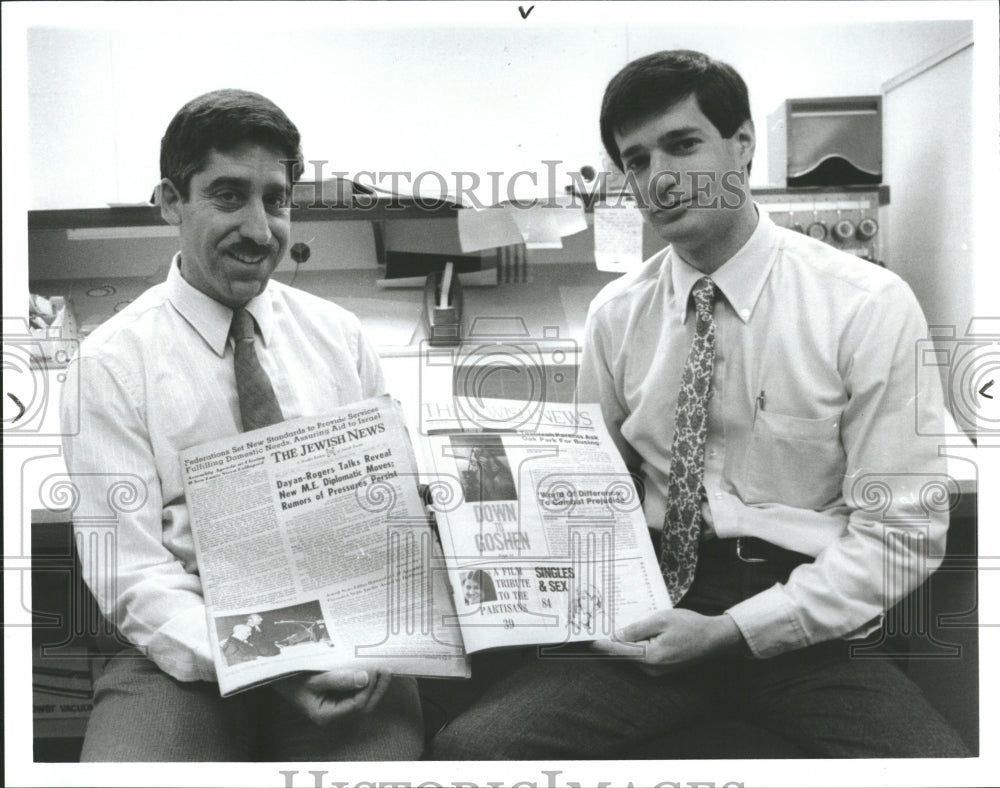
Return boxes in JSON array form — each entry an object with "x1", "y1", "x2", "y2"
[
  {"x1": 420, "y1": 397, "x2": 671, "y2": 653},
  {"x1": 181, "y1": 395, "x2": 468, "y2": 696}
]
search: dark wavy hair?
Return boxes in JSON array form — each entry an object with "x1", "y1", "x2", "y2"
[
  {"x1": 600, "y1": 50, "x2": 751, "y2": 171},
  {"x1": 160, "y1": 88, "x2": 303, "y2": 199}
]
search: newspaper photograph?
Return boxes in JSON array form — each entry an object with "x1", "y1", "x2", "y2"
[
  {"x1": 180, "y1": 396, "x2": 468, "y2": 696},
  {"x1": 420, "y1": 398, "x2": 671, "y2": 653}
]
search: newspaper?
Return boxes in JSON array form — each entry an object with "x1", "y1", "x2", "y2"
[
  {"x1": 180, "y1": 396, "x2": 468, "y2": 696},
  {"x1": 419, "y1": 397, "x2": 671, "y2": 653}
]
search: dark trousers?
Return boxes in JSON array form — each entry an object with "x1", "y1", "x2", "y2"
[
  {"x1": 429, "y1": 537, "x2": 970, "y2": 760},
  {"x1": 80, "y1": 649, "x2": 423, "y2": 761}
]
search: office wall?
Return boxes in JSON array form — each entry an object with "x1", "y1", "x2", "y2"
[
  {"x1": 884, "y1": 43, "x2": 974, "y2": 334},
  {"x1": 26, "y1": 13, "x2": 972, "y2": 209},
  {"x1": 27, "y1": 24, "x2": 627, "y2": 209}
]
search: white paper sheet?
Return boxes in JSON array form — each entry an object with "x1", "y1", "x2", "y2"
[
  {"x1": 457, "y1": 207, "x2": 524, "y2": 252},
  {"x1": 593, "y1": 203, "x2": 645, "y2": 273}
]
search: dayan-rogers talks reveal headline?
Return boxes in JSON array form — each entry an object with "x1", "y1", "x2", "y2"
[{"x1": 278, "y1": 772, "x2": 744, "y2": 788}]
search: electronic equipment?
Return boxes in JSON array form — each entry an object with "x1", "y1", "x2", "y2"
[{"x1": 755, "y1": 186, "x2": 889, "y2": 266}]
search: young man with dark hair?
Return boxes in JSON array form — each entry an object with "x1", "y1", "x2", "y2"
[
  {"x1": 61, "y1": 89, "x2": 423, "y2": 761},
  {"x1": 431, "y1": 50, "x2": 969, "y2": 759}
]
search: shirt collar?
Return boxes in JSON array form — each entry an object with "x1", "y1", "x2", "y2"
[
  {"x1": 670, "y1": 207, "x2": 779, "y2": 324},
  {"x1": 166, "y1": 253, "x2": 276, "y2": 356}
]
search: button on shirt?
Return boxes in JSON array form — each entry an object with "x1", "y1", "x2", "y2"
[
  {"x1": 579, "y1": 211, "x2": 949, "y2": 658},
  {"x1": 61, "y1": 256, "x2": 385, "y2": 681}
]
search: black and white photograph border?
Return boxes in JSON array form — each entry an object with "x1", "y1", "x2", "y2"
[{"x1": 4, "y1": 1, "x2": 999, "y2": 787}]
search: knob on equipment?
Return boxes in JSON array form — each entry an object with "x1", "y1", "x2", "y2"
[
  {"x1": 833, "y1": 219, "x2": 856, "y2": 240},
  {"x1": 807, "y1": 222, "x2": 828, "y2": 241},
  {"x1": 857, "y1": 217, "x2": 879, "y2": 240}
]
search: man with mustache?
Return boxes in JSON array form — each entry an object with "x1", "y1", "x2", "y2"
[
  {"x1": 432, "y1": 50, "x2": 968, "y2": 759},
  {"x1": 61, "y1": 89, "x2": 422, "y2": 761}
]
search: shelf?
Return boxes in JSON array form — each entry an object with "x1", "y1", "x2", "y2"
[{"x1": 28, "y1": 196, "x2": 460, "y2": 231}]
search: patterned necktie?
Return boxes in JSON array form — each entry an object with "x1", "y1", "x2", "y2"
[
  {"x1": 231, "y1": 307, "x2": 283, "y2": 432},
  {"x1": 661, "y1": 277, "x2": 717, "y2": 605}
]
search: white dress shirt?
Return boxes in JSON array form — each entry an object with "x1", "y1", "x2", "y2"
[
  {"x1": 579, "y1": 210, "x2": 949, "y2": 658},
  {"x1": 61, "y1": 256, "x2": 385, "y2": 681}
]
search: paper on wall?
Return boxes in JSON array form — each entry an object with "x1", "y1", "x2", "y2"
[
  {"x1": 458, "y1": 203, "x2": 588, "y2": 252},
  {"x1": 509, "y1": 204, "x2": 588, "y2": 249},
  {"x1": 457, "y1": 207, "x2": 524, "y2": 253},
  {"x1": 593, "y1": 202, "x2": 645, "y2": 273}
]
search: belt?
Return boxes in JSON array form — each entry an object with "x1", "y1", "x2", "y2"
[{"x1": 700, "y1": 536, "x2": 814, "y2": 566}]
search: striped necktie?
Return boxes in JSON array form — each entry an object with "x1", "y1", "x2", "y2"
[
  {"x1": 661, "y1": 276, "x2": 717, "y2": 605},
  {"x1": 231, "y1": 307, "x2": 283, "y2": 432}
]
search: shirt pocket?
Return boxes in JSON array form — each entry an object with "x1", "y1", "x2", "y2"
[{"x1": 734, "y1": 409, "x2": 845, "y2": 509}]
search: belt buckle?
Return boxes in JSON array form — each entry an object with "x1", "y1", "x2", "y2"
[{"x1": 736, "y1": 537, "x2": 767, "y2": 564}]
